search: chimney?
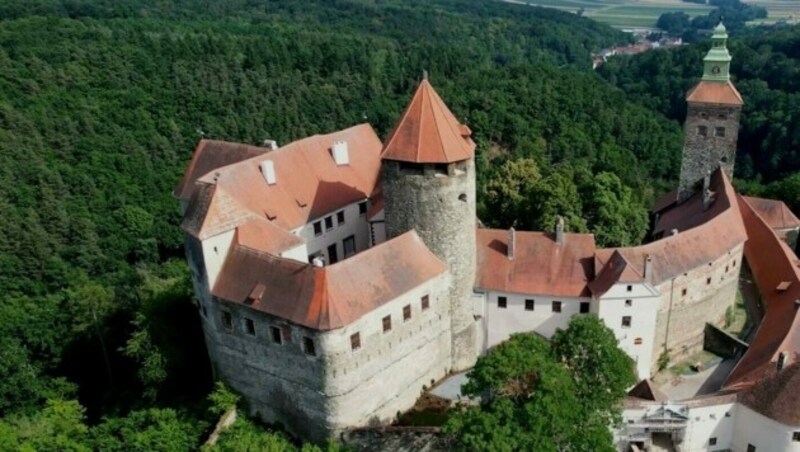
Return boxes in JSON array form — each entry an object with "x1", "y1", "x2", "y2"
[
  {"x1": 702, "y1": 172, "x2": 712, "y2": 210},
  {"x1": 777, "y1": 351, "x2": 787, "y2": 371},
  {"x1": 312, "y1": 256, "x2": 325, "y2": 267},
  {"x1": 260, "y1": 160, "x2": 276, "y2": 185},
  {"x1": 332, "y1": 141, "x2": 349, "y2": 166},
  {"x1": 671, "y1": 229, "x2": 679, "y2": 236},
  {"x1": 507, "y1": 227, "x2": 516, "y2": 260},
  {"x1": 644, "y1": 255, "x2": 653, "y2": 283},
  {"x1": 555, "y1": 216, "x2": 565, "y2": 245},
  {"x1": 262, "y1": 139, "x2": 278, "y2": 151}
]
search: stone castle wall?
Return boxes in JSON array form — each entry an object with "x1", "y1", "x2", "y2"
[
  {"x1": 678, "y1": 103, "x2": 741, "y2": 203},
  {"x1": 381, "y1": 159, "x2": 479, "y2": 371},
  {"x1": 651, "y1": 243, "x2": 744, "y2": 372}
]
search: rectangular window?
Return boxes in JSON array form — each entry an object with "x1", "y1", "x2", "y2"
[
  {"x1": 622, "y1": 316, "x2": 632, "y2": 328},
  {"x1": 747, "y1": 445, "x2": 756, "y2": 452},
  {"x1": 525, "y1": 299, "x2": 534, "y2": 311},
  {"x1": 350, "y1": 332, "x2": 361, "y2": 351},
  {"x1": 715, "y1": 127, "x2": 725, "y2": 137},
  {"x1": 626, "y1": 285, "x2": 633, "y2": 292},
  {"x1": 270, "y1": 326, "x2": 282, "y2": 344},
  {"x1": 498, "y1": 296, "x2": 507, "y2": 309},
  {"x1": 625, "y1": 299, "x2": 633, "y2": 307},
  {"x1": 281, "y1": 325, "x2": 292, "y2": 343},
  {"x1": 327, "y1": 244, "x2": 338, "y2": 264},
  {"x1": 343, "y1": 235, "x2": 356, "y2": 258},
  {"x1": 552, "y1": 301, "x2": 562, "y2": 313},
  {"x1": 313, "y1": 221, "x2": 322, "y2": 236},
  {"x1": 403, "y1": 304, "x2": 412, "y2": 321},
  {"x1": 682, "y1": 288, "x2": 688, "y2": 297},
  {"x1": 245, "y1": 318, "x2": 255, "y2": 336},
  {"x1": 359, "y1": 201, "x2": 368, "y2": 216},
  {"x1": 580, "y1": 302, "x2": 590, "y2": 314},
  {"x1": 792, "y1": 431, "x2": 800, "y2": 441},
  {"x1": 697, "y1": 125, "x2": 708, "y2": 137},
  {"x1": 303, "y1": 337, "x2": 316, "y2": 356},
  {"x1": 382, "y1": 315, "x2": 392, "y2": 333},
  {"x1": 222, "y1": 311, "x2": 233, "y2": 330},
  {"x1": 337, "y1": 210, "x2": 345, "y2": 225},
  {"x1": 634, "y1": 337, "x2": 643, "y2": 345},
  {"x1": 707, "y1": 277, "x2": 712, "y2": 285},
  {"x1": 709, "y1": 437, "x2": 717, "y2": 446},
  {"x1": 325, "y1": 216, "x2": 334, "y2": 230},
  {"x1": 421, "y1": 295, "x2": 430, "y2": 311}
]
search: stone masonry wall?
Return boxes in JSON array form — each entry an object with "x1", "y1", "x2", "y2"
[
  {"x1": 381, "y1": 159, "x2": 479, "y2": 371},
  {"x1": 651, "y1": 243, "x2": 744, "y2": 372},
  {"x1": 678, "y1": 102, "x2": 741, "y2": 203}
]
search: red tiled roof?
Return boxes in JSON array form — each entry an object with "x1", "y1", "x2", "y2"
[
  {"x1": 686, "y1": 80, "x2": 744, "y2": 106},
  {"x1": 724, "y1": 195, "x2": 800, "y2": 390},
  {"x1": 381, "y1": 80, "x2": 475, "y2": 164},
  {"x1": 182, "y1": 124, "x2": 382, "y2": 238},
  {"x1": 475, "y1": 228, "x2": 596, "y2": 298},
  {"x1": 176, "y1": 139, "x2": 269, "y2": 200},
  {"x1": 236, "y1": 218, "x2": 304, "y2": 256},
  {"x1": 743, "y1": 196, "x2": 800, "y2": 231},
  {"x1": 598, "y1": 169, "x2": 747, "y2": 286},
  {"x1": 653, "y1": 190, "x2": 677, "y2": 214},
  {"x1": 589, "y1": 250, "x2": 645, "y2": 297},
  {"x1": 212, "y1": 231, "x2": 446, "y2": 331},
  {"x1": 738, "y1": 362, "x2": 800, "y2": 427}
]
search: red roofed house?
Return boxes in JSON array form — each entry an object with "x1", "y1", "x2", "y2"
[{"x1": 178, "y1": 22, "x2": 800, "y2": 448}]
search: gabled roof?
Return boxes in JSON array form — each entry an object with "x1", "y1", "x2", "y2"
[
  {"x1": 724, "y1": 195, "x2": 800, "y2": 390},
  {"x1": 743, "y1": 196, "x2": 800, "y2": 231},
  {"x1": 475, "y1": 228, "x2": 596, "y2": 298},
  {"x1": 381, "y1": 80, "x2": 475, "y2": 164},
  {"x1": 176, "y1": 139, "x2": 269, "y2": 200},
  {"x1": 181, "y1": 124, "x2": 382, "y2": 237},
  {"x1": 628, "y1": 379, "x2": 668, "y2": 402},
  {"x1": 686, "y1": 80, "x2": 743, "y2": 106},
  {"x1": 212, "y1": 231, "x2": 446, "y2": 331},
  {"x1": 738, "y1": 362, "x2": 800, "y2": 427},
  {"x1": 598, "y1": 169, "x2": 747, "y2": 286},
  {"x1": 589, "y1": 250, "x2": 645, "y2": 297},
  {"x1": 236, "y1": 218, "x2": 304, "y2": 256}
]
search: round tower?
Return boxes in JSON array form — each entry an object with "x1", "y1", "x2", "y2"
[{"x1": 380, "y1": 76, "x2": 478, "y2": 371}]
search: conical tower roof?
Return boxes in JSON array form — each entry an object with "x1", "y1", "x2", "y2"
[{"x1": 381, "y1": 78, "x2": 475, "y2": 163}]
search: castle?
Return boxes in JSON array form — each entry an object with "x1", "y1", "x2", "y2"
[{"x1": 177, "y1": 23, "x2": 800, "y2": 449}]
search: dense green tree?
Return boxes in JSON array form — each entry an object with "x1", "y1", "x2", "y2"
[{"x1": 584, "y1": 172, "x2": 650, "y2": 247}]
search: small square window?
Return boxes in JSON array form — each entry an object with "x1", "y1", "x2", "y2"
[
  {"x1": 626, "y1": 285, "x2": 633, "y2": 292},
  {"x1": 350, "y1": 332, "x2": 361, "y2": 351},
  {"x1": 403, "y1": 304, "x2": 412, "y2": 321},
  {"x1": 421, "y1": 295, "x2": 430, "y2": 311},
  {"x1": 222, "y1": 311, "x2": 233, "y2": 330},
  {"x1": 792, "y1": 431, "x2": 800, "y2": 442},
  {"x1": 303, "y1": 337, "x2": 316, "y2": 356},
  {"x1": 498, "y1": 296, "x2": 507, "y2": 309},
  {"x1": 270, "y1": 326, "x2": 282, "y2": 344},
  {"x1": 325, "y1": 216, "x2": 333, "y2": 230},
  {"x1": 625, "y1": 299, "x2": 633, "y2": 307},
  {"x1": 747, "y1": 444, "x2": 756, "y2": 452},
  {"x1": 622, "y1": 316, "x2": 632, "y2": 328},
  {"x1": 281, "y1": 325, "x2": 292, "y2": 343},
  {"x1": 634, "y1": 337, "x2": 643, "y2": 345},
  {"x1": 337, "y1": 211, "x2": 345, "y2": 225},
  {"x1": 382, "y1": 315, "x2": 392, "y2": 332},
  {"x1": 709, "y1": 437, "x2": 717, "y2": 446},
  {"x1": 359, "y1": 201, "x2": 368, "y2": 215},
  {"x1": 697, "y1": 125, "x2": 708, "y2": 137},
  {"x1": 525, "y1": 299, "x2": 534, "y2": 311},
  {"x1": 580, "y1": 302, "x2": 590, "y2": 314},
  {"x1": 715, "y1": 127, "x2": 725, "y2": 137},
  {"x1": 681, "y1": 288, "x2": 688, "y2": 297},
  {"x1": 552, "y1": 301, "x2": 562, "y2": 313},
  {"x1": 707, "y1": 277, "x2": 712, "y2": 285},
  {"x1": 725, "y1": 265, "x2": 729, "y2": 272},
  {"x1": 313, "y1": 221, "x2": 322, "y2": 236},
  {"x1": 245, "y1": 318, "x2": 255, "y2": 336}
]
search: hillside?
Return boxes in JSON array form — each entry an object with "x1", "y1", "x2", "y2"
[{"x1": 0, "y1": 0, "x2": 692, "y2": 449}]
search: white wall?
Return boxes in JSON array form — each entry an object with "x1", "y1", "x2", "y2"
[
  {"x1": 484, "y1": 290, "x2": 591, "y2": 347},
  {"x1": 595, "y1": 282, "x2": 660, "y2": 379},
  {"x1": 681, "y1": 403, "x2": 736, "y2": 452},
  {"x1": 294, "y1": 200, "x2": 370, "y2": 263},
  {"x1": 201, "y1": 229, "x2": 236, "y2": 290},
  {"x1": 733, "y1": 404, "x2": 800, "y2": 452},
  {"x1": 280, "y1": 243, "x2": 309, "y2": 262}
]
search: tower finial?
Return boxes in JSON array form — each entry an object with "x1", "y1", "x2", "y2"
[{"x1": 422, "y1": 70, "x2": 428, "y2": 81}]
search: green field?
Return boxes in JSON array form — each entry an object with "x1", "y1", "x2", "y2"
[{"x1": 504, "y1": 0, "x2": 798, "y2": 29}]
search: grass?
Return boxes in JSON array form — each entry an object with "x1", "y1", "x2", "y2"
[
  {"x1": 723, "y1": 291, "x2": 749, "y2": 339},
  {"x1": 502, "y1": 0, "x2": 797, "y2": 29}
]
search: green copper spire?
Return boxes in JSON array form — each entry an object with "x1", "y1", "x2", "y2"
[{"x1": 702, "y1": 21, "x2": 732, "y2": 82}]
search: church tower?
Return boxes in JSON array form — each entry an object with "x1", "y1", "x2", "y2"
[
  {"x1": 677, "y1": 22, "x2": 744, "y2": 203},
  {"x1": 380, "y1": 75, "x2": 479, "y2": 371}
]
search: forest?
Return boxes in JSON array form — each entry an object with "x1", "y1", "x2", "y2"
[{"x1": 0, "y1": 0, "x2": 796, "y2": 449}]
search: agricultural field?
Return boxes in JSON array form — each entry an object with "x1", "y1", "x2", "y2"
[{"x1": 503, "y1": 0, "x2": 797, "y2": 29}]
